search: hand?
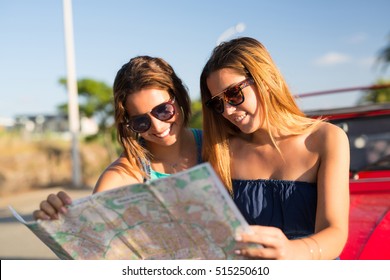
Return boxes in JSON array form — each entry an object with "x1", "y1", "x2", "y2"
[
  {"x1": 235, "y1": 225, "x2": 293, "y2": 259},
  {"x1": 32, "y1": 191, "x2": 72, "y2": 220}
]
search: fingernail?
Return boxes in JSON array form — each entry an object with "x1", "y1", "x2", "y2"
[
  {"x1": 234, "y1": 250, "x2": 241, "y2": 255},
  {"x1": 42, "y1": 214, "x2": 50, "y2": 220},
  {"x1": 60, "y1": 206, "x2": 67, "y2": 214},
  {"x1": 235, "y1": 234, "x2": 242, "y2": 242}
]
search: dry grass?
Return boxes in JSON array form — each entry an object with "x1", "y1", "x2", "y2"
[{"x1": 0, "y1": 132, "x2": 113, "y2": 197}]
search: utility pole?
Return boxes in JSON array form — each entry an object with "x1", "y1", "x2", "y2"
[{"x1": 63, "y1": 0, "x2": 82, "y2": 187}]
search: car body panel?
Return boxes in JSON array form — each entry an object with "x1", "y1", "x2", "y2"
[
  {"x1": 343, "y1": 188, "x2": 390, "y2": 259},
  {"x1": 299, "y1": 85, "x2": 390, "y2": 260},
  {"x1": 358, "y1": 209, "x2": 390, "y2": 259}
]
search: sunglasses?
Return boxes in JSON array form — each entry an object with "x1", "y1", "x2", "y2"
[
  {"x1": 205, "y1": 78, "x2": 254, "y2": 114},
  {"x1": 126, "y1": 97, "x2": 176, "y2": 133}
]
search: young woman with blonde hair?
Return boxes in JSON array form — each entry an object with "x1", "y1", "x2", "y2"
[{"x1": 200, "y1": 37, "x2": 350, "y2": 259}]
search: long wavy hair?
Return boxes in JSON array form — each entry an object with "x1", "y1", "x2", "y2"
[
  {"x1": 114, "y1": 56, "x2": 191, "y2": 178},
  {"x1": 200, "y1": 37, "x2": 322, "y2": 193}
]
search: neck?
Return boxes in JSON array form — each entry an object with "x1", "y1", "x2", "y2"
[
  {"x1": 244, "y1": 126, "x2": 285, "y2": 147},
  {"x1": 148, "y1": 128, "x2": 190, "y2": 160},
  {"x1": 145, "y1": 128, "x2": 197, "y2": 174}
]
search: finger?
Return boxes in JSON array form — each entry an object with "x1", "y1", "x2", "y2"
[
  {"x1": 57, "y1": 191, "x2": 72, "y2": 205},
  {"x1": 32, "y1": 210, "x2": 51, "y2": 221},
  {"x1": 39, "y1": 200, "x2": 59, "y2": 219},
  {"x1": 47, "y1": 193, "x2": 68, "y2": 214},
  {"x1": 238, "y1": 231, "x2": 270, "y2": 247},
  {"x1": 233, "y1": 241, "x2": 264, "y2": 259},
  {"x1": 238, "y1": 226, "x2": 284, "y2": 248},
  {"x1": 237, "y1": 246, "x2": 277, "y2": 260},
  {"x1": 245, "y1": 225, "x2": 283, "y2": 237}
]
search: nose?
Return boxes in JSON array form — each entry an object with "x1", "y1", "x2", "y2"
[{"x1": 149, "y1": 115, "x2": 168, "y2": 132}]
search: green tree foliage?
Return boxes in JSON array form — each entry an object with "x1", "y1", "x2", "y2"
[
  {"x1": 358, "y1": 80, "x2": 390, "y2": 104},
  {"x1": 377, "y1": 33, "x2": 390, "y2": 71},
  {"x1": 358, "y1": 34, "x2": 390, "y2": 105},
  {"x1": 189, "y1": 99, "x2": 203, "y2": 129},
  {"x1": 58, "y1": 78, "x2": 118, "y2": 160},
  {"x1": 58, "y1": 78, "x2": 113, "y2": 119}
]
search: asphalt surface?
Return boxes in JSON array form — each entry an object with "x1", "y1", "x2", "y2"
[{"x1": 0, "y1": 187, "x2": 92, "y2": 259}]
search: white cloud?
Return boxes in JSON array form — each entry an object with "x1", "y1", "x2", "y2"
[{"x1": 314, "y1": 52, "x2": 351, "y2": 66}]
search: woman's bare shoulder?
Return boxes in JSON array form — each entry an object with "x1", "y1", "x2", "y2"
[
  {"x1": 93, "y1": 156, "x2": 142, "y2": 193},
  {"x1": 310, "y1": 121, "x2": 349, "y2": 154},
  {"x1": 313, "y1": 121, "x2": 348, "y2": 140}
]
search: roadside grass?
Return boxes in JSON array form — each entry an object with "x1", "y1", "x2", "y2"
[{"x1": 0, "y1": 131, "x2": 113, "y2": 197}]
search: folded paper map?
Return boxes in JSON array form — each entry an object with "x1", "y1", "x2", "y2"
[{"x1": 10, "y1": 163, "x2": 251, "y2": 260}]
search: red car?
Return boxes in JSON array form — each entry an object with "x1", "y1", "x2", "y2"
[{"x1": 297, "y1": 84, "x2": 390, "y2": 260}]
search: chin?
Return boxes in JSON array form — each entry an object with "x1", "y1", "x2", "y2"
[
  {"x1": 160, "y1": 130, "x2": 179, "y2": 146},
  {"x1": 236, "y1": 123, "x2": 257, "y2": 134},
  {"x1": 165, "y1": 135, "x2": 179, "y2": 145}
]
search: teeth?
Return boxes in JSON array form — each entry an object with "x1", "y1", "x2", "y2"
[
  {"x1": 156, "y1": 127, "x2": 171, "y2": 138},
  {"x1": 234, "y1": 113, "x2": 247, "y2": 122}
]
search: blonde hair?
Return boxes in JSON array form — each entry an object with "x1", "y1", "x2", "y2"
[
  {"x1": 114, "y1": 56, "x2": 191, "y2": 178},
  {"x1": 200, "y1": 37, "x2": 322, "y2": 193}
]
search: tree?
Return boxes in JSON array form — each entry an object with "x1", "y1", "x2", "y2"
[
  {"x1": 58, "y1": 78, "x2": 118, "y2": 160},
  {"x1": 377, "y1": 33, "x2": 390, "y2": 72},
  {"x1": 358, "y1": 33, "x2": 390, "y2": 105},
  {"x1": 357, "y1": 80, "x2": 390, "y2": 105},
  {"x1": 189, "y1": 99, "x2": 203, "y2": 129}
]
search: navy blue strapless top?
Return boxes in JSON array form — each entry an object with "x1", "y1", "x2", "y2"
[{"x1": 232, "y1": 179, "x2": 317, "y2": 240}]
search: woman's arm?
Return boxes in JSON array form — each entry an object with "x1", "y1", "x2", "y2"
[
  {"x1": 236, "y1": 123, "x2": 350, "y2": 259},
  {"x1": 93, "y1": 156, "x2": 142, "y2": 193},
  {"x1": 33, "y1": 156, "x2": 142, "y2": 220},
  {"x1": 309, "y1": 122, "x2": 350, "y2": 259}
]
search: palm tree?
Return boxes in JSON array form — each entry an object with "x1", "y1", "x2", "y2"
[{"x1": 377, "y1": 33, "x2": 390, "y2": 71}]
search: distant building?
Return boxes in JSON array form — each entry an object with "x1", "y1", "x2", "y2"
[{"x1": 0, "y1": 117, "x2": 15, "y2": 131}]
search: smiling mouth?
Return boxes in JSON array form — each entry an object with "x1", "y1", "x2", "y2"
[
  {"x1": 154, "y1": 125, "x2": 172, "y2": 138},
  {"x1": 234, "y1": 113, "x2": 247, "y2": 122}
]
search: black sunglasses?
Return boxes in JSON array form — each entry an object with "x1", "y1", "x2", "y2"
[
  {"x1": 126, "y1": 97, "x2": 176, "y2": 133},
  {"x1": 205, "y1": 78, "x2": 254, "y2": 114}
]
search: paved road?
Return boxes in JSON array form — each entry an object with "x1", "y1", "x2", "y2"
[{"x1": 0, "y1": 187, "x2": 92, "y2": 259}]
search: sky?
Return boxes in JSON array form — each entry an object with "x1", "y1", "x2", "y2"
[{"x1": 1, "y1": 0, "x2": 389, "y2": 120}]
